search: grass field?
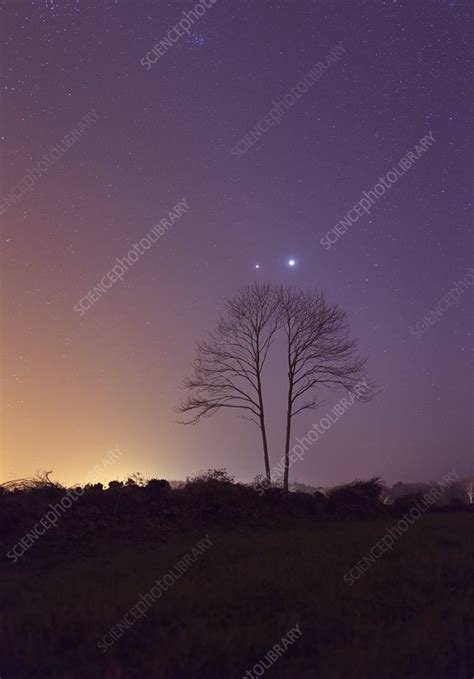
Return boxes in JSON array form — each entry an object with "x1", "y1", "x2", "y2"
[{"x1": 1, "y1": 513, "x2": 472, "y2": 678}]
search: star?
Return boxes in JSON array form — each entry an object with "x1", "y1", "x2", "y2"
[
  {"x1": 191, "y1": 34, "x2": 206, "y2": 47},
  {"x1": 288, "y1": 259, "x2": 296, "y2": 267}
]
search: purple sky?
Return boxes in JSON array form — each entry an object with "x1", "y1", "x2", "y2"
[{"x1": 1, "y1": 0, "x2": 472, "y2": 487}]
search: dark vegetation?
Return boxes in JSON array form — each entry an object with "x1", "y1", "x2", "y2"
[
  {"x1": 1, "y1": 471, "x2": 472, "y2": 548},
  {"x1": 0, "y1": 471, "x2": 472, "y2": 678}
]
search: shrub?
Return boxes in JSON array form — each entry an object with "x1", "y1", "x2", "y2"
[
  {"x1": 391, "y1": 491, "x2": 427, "y2": 516},
  {"x1": 145, "y1": 479, "x2": 171, "y2": 496},
  {"x1": 186, "y1": 468, "x2": 235, "y2": 485},
  {"x1": 327, "y1": 477, "x2": 386, "y2": 519}
]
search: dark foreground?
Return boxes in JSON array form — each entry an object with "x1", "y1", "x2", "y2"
[{"x1": 1, "y1": 513, "x2": 472, "y2": 679}]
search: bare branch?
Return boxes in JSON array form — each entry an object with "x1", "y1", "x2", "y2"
[
  {"x1": 278, "y1": 285, "x2": 374, "y2": 490},
  {"x1": 178, "y1": 282, "x2": 279, "y2": 482}
]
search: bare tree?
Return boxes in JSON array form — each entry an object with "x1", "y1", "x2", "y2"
[
  {"x1": 461, "y1": 477, "x2": 474, "y2": 504},
  {"x1": 278, "y1": 287, "x2": 373, "y2": 491},
  {"x1": 178, "y1": 283, "x2": 279, "y2": 483}
]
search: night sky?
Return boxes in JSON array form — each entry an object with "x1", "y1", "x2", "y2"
[{"x1": 1, "y1": 0, "x2": 472, "y2": 487}]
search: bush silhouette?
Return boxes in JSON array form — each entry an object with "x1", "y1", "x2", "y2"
[
  {"x1": 326, "y1": 477, "x2": 386, "y2": 519},
  {"x1": 0, "y1": 470, "x2": 470, "y2": 549}
]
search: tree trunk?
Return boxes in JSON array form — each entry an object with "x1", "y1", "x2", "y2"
[
  {"x1": 257, "y1": 370, "x2": 271, "y2": 483},
  {"x1": 260, "y1": 414, "x2": 271, "y2": 483},
  {"x1": 283, "y1": 387, "x2": 293, "y2": 492}
]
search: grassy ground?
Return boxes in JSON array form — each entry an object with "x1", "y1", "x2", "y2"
[{"x1": 0, "y1": 513, "x2": 472, "y2": 678}]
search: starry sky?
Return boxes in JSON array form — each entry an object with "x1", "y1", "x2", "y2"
[{"x1": 1, "y1": 0, "x2": 472, "y2": 487}]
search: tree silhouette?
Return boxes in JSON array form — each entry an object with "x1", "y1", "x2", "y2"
[
  {"x1": 178, "y1": 283, "x2": 279, "y2": 483},
  {"x1": 461, "y1": 477, "x2": 474, "y2": 504},
  {"x1": 278, "y1": 286, "x2": 373, "y2": 491}
]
